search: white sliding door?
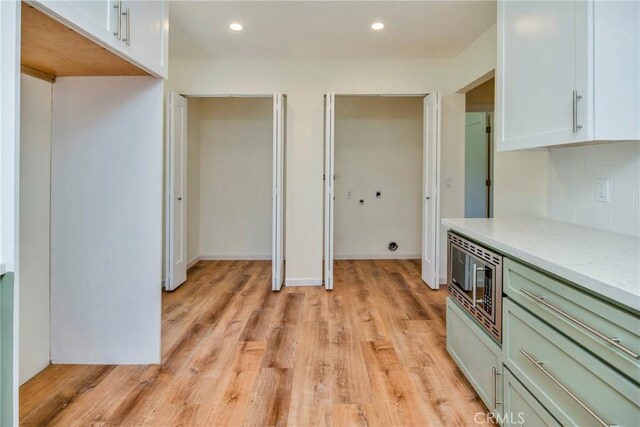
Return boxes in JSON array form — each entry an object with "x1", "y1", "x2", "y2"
[
  {"x1": 51, "y1": 77, "x2": 163, "y2": 364},
  {"x1": 323, "y1": 93, "x2": 335, "y2": 290},
  {"x1": 421, "y1": 92, "x2": 441, "y2": 289},
  {"x1": 166, "y1": 93, "x2": 187, "y2": 291},
  {"x1": 272, "y1": 93, "x2": 286, "y2": 291}
]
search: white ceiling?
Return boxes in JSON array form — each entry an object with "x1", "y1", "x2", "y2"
[{"x1": 169, "y1": 1, "x2": 496, "y2": 60}]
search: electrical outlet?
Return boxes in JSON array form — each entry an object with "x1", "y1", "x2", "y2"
[
  {"x1": 346, "y1": 191, "x2": 352, "y2": 199},
  {"x1": 595, "y1": 179, "x2": 610, "y2": 203}
]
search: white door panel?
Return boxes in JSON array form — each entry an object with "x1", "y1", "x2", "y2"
[
  {"x1": 167, "y1": 93, "x2": 187, "y2": 290},
  {"x1": 323, "y1": 93, "x2": 335, "y2": 290},
  {"x1": 272, "y1": 93, "x2": 286, "y2": 291},
  {"x1": 422, "y1": 93, "x2": 441, "y2": 289}
]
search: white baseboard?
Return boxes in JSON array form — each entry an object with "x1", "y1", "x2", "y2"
[
  {"x1": 199, "y1": 255, "x2": 271, "y2": 261},
  {"x1": 284, "y1": 277, "x2": 323, "y2": 287},
  {"x1": 440, "y1": 275, "x2": 448, "y2": 285},
  {"x1": 187, "y1": 256, "x2": 200, "y2": 269},
  {"x1": 334, "y1": 254, "x2": 420, "y2": 260}
]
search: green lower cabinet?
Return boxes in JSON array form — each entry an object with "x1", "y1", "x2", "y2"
[
  {"x1": 502, "y1": 367, "x2": 560, "y2": 427},
  {"x1": 446, "y1": 298, "x2": 504, "y2": 420},
  {"x1": 504, "y1": 298, "x2": 640, "y2": 427},
  {"x1": 0, "y1": 273, "x2": 15, "y2": 427},
  {"x1": 503, "y1": 258, "x2": 640, "y2": 383}
]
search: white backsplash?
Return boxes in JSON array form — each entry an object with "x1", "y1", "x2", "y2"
[{"x1": 549, "y1": 141, "x2": 640, "y2": 237}]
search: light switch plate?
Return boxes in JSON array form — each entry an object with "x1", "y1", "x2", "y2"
[
  {"x1": 445, "y1": 177, "x2": 452, "y2": 188},
  {"x1": 595, "y1": 179, "x2": 610, "y2": 203}
]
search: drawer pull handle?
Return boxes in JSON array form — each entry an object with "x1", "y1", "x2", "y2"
[
  {"x1": 520, "y1": 349, "x2": 613, "y2": 427},
  {"x1": 492, "y1": 366, "x2": 502, "y2": 408},
  {"x1": 520, "y1": 288, "x2": 639, "y2": 360}
]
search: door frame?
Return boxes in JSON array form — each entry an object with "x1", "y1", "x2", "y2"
[
  {"x1": 164, "y1": 92, "x2": 286, "y2": 290},
  {"x1": 322, "y1": 92, "x2": 442, "y2": 290}
]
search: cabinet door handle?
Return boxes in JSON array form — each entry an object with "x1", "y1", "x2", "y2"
[
  {"x1": 520, "y1": 288, "x2": 639, "y2": 359},
  {"x1": 572, "y1": 90, "x2": 582, "y2": 133},
  {"x1": 122, "y1": 7, "x2": 131, "y2": 46},
  {"x1": 491, "y1": 366, "x2": 502, "y2": 408},
  {"x1": 113, "y1": 1, "x2": 122, "y2": 39},
  {"x1": 520, "y1": 349, "x2": 612, "y2": 427}
]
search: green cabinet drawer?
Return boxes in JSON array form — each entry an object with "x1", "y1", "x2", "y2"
[
  {"x1": 504, "y1": 298, "x2": 640, "y2": 427},
  {"x1": 447, "y1": 298, "x2": 503, "y2": 416},
  {"x1": 503, "y1": 368, "x2": 560, "y2": 427},
  {"x1": 503, "y1": 257, "x2": 640, "y2": 383}
]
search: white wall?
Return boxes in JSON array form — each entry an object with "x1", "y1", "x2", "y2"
[
  {"x1": 198, "y1": 97, "x2": 273, "y2": 259},
  {"x1": 549, "y1": 141, "x2": 640, "y2": 237},
  {"x1": 51, "y1": 77, "x2": 163, "y2": 364},
  {"x1": 168, "y1": 59, "x2": 464, "y2": 285},
  {"x1": 334, "y1": 97, "x2": 423, "y2": 258},
  {"x1": 18, "y1": 74, "x2": 51, "y2": 384},
  {"x1": 454, "y1": 24, "x2": 497, "y2": 93},
  {"x1": 186, "y1": 97, "x2": 201, "y2": 266}
]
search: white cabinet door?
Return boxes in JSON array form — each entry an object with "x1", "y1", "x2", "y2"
[
  {"x1": 122, "y1": 1, "x2": 168, "y2": 78},
  {"x1": 32, "y1": 1, "x2": 114, "y2": 46},
  {"x1": 498, "y1": 0, "x2": 580, "y2": 150}
]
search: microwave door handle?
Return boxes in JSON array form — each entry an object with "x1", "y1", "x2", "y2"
[
  {"x1": 472, "y1": 266, "x2": 478, "y2": 308},
  {"x1": 472, "y1": 266, "x2": 485, "y2": 307}
]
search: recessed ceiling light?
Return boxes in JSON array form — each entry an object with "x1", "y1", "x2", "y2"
[
  {"x1": 229, "y1": 22, "x2": 243, "y2": 31},
  {"x1": 371, "y1": 22, "x2": 384, "y2": 30}
]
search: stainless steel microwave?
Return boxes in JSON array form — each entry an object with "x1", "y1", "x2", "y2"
[{"x1": 448, "y1": 232, "x2": 503, "y2": 343}]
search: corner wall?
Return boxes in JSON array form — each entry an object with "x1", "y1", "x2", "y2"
[{"x1": 19, "y1": 74, "x2": 52, "y2": 384}]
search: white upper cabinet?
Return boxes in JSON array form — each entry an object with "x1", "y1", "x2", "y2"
[
  {"x1": 30, "y1": 0, "x2": 168, "y2": 78},
  {"x1": 121, "y1": 1, "x2": 168, "y2": 78},
  {"x1": 497, "y1": 1, "x2": 640, "y2": 151}
]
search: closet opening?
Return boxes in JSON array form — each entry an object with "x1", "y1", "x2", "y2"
[
  {"x1": 323, "y1": 93, "x2": 441, "y2": 290},
  {"x1": 165, "y1": 94, "x2": 287, "y2": 293}
]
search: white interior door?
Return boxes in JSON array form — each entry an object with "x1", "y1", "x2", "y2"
[
  {"x1": 272, "y1": 93, "x2": 286, "y2": 291},
  {"x1": 167, "y1": 93, "x2": 187, "y2": 291},
  {"x1": 323, "y1": 93, "x2": 335, "y2": 290},
  {"x1": 422, "y1": 92, "x2": 441, "y2": 289},
  {"x1": 465, "y1": 112, "x2": 489, "y2": 218}
]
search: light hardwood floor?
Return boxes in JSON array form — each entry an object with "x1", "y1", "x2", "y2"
[{"x1": 20, "y1": 260, "x2": 492, "y2": 426}]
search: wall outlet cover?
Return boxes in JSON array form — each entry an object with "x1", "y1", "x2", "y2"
[{"x1": 595, "y1": 179, "x2": 610, "y2": 203}]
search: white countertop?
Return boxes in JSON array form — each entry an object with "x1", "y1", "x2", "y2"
[{"x1": 442, "y1": 218, "x2": 640, "y2": 312}]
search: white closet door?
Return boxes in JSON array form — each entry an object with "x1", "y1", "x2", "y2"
[
  {"x1": 422, "y1": 92, "x2": 441, "y2": 289},
  {"x1": 323, "y1": 93, "x2": 335, "y2": 290},
  {"x1": 167, "y1": 93, "x2": 187, "y2": 291},
  {"x1": 272, "y1": 93, "x2": 286, "y2": 291}
]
